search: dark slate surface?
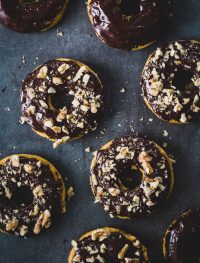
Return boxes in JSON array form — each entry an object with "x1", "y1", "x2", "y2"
[{"x1": 0, "y1": 0, "x2": 199, "y2": 262}]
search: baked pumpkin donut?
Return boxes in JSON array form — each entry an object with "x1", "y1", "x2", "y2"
[
  {"x1": 141, "y1": 40, "x2": 200, "y2": 123},
  {"x1": 0, "y1": 0, "x2": 69, "y2": 32},
  {"x1": 87, "y1": 0, "x2": 172, "y2": 51},
  {"x1": 163, "y1": 209, "x2": 200, "y2": 263},
  {"x1": 0, "y1": 154, "x2": 66, "y2": 237},
  {"x1": 68, "y1": 227, "x2": 150, "y2": 262},
  {"x1": 90, "y1": 135, "x2": 174, "y2": 219},
  {"x1": 21, "y1": 58, "x2": 103, "y2": 148}
]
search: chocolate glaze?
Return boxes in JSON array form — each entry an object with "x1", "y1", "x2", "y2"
[
  {"x1": 141, "y1": 40, "x2": 200, "y2": 123},
  {"x1": 0, "y1": 155, "x2": 64, "y2": 237},
  {"x1": 88, "y1": 0, "x2": 172, "y2": 50},
  {"x1": 71, "y1": 228, "x2": 150, "y2": 262},
  {"x1": 21, "y1": 59, "x2": 103, "y2": 147},
  {"x1": 164, "y1": 209, "x2": 200, "y2": 263},
  {"x1": 0, "y1": 0, "x2": 67, "y2": 32},
  {"x1": 90, "y1": 136, "x2": 173, "y2": 218}
]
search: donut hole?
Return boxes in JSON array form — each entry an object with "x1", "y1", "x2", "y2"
[
  {"x1": 120, "y1": 0, "x2": 141, "y2": 16},
  {"x1": 173, "y1": 69, "x2": 193, "y2": 92},
  {"x1": 118, "y1": 166, "x2": 142, "y2": 189},
  {"x1": 51, "y1": 91, "x2": 74, "y2": 110},
  {"x1": 182, "y1": 232, "x2": 200, "y2": 263},
  {"x1": 12, "y1": 186, "x2": 34, "y2": 206},
  {"x1": 0, "y1": 186, "x2": 33, "y2": 207}
]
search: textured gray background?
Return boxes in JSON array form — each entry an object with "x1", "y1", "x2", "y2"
[{"x1": 0, "y1": 0, "x2": 200, "y2": 262}]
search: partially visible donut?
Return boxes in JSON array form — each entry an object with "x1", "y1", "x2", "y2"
[
  {"x1": 90, "y1": 135, "x2": 174, "y2": 219},
  {"x1": 0, "y1": 0, "x2": 69, "y2": 32},
  {"x1": 141, "y1": 40, "x2": 200, "y2": 123},
  {"x1": 0, "y1": 154, "x2": 66, "y2": 237},
  {"x1": 68, "y1": 227, "x2": 150, "y2": 262},
  {"x1": 21, "y1": 58, "x2": 103, "y2": 148},
  {"x1": 87, "y1": 0, "x2": 172, "y2": 50},
  {"x1": 163, "y1": 208, "x2": 200, "y2": 263}
]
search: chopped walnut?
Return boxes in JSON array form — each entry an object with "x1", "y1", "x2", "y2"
[
  {"x1": 51, "y1": 126, "x2": 62, "y2": 133},
  {"x1": 37, "y1": 66, "x2": 48, "y2": 79},
  {"x1": 26, "y1": 105, "x2": 36, "y2": 115},
  {"x1": 118, "y1": 244, "x2": 129, "y2": 260},
  {"x1": 149, "y1": 79, "x2": 163, "y2": 96},
  {"x1": 53, "y1": 136, "x2": 70, "y2": 148},
  {"x1": 58, "y1": 63, "x2": 70, "y2": 74},
  {"x1": 11, "y1": 155, "x2": 20, "y2": 167},
  {"x1": 26, "y1": 88, "x2": 36, "y2": 99},
  {"x1": 73, "y1": 255, "x2": 81, "y2": 262},
  {"x1": 180, "y1": 113, "x2": 187, "y2": 123},
  {"x1": 48, "y1": 87, "x2": 56, "y2": 94},
  {"x1": 6, "y1": 219, "x2": 19, "y2": 231},
  {"x1": 108, "y1": 187, "x2": 120, "y2": 196},
  {"x1": 52, "y1": 77, "x2": 63, "y2": 85},
  {"x1": 39, "y1": 100, "x2": 48, "y2": 108},
  {"x1": 29, "y1": 204, "x2": 40, "y2": 217},
  {"x1": 138, "y1": 151, "x2": 153, "y2": 174},
  {"x1": 20, "y1": 225, "x2": 28, "y2": 236},
  {"x1": 24, "y1": 164, "x2": 33, "y2": 174},
  {"x1": 33, "y1": 210, "x2": 51, "y2": 234},
  {"x1": 33, "y1": 185, "x2": 44, "y2": 197}
]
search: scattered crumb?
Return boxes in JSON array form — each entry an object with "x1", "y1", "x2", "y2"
[
  {"x1": 163, "y1": 130, "x2": 168, "y2": 137},
  {"x1": 120, "y1": 88, "x2": 125, "y2": 93},
  {"x1": 22, "y1": 55, "x2": 26, "y2": 64},
  {"x1": 140, "y1": 117, "x2": 144, "y2": 122},
  {"x1": 118, "y1": 124, "x2": 122, "y2": 127},
  {"x1": 162, "y1": 142, "x2": 168, "y2": 148},
  {"x1": 57, "y1": 30, "x2": 64, "y2": 37},
  {"x1": 66, "y1": 187, "x2": 75, "y2": 200},
  {"x1": 148, "y1": 118, "x2": 153, "y2": 122},
  {"x1": 85, "y1": 147, "x2": 91, "y2": 153},
  {"x1": 100, "y1": 130, "x2": 105, "y2": 135},
  {"x1": 5, "y1": 107, "x2": 11, "y2": 112},
  {"x1": 19, "y1": 116, "x2": 26, "y2": 124}
]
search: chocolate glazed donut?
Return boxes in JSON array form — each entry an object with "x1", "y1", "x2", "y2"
[
  {"x1": 163, "y1": 209, "x2": 200, "y2": 263},
  {"x1": 141, "y1": 40, "x2": 200, "y2": 123},
  {"x1": 90, "y1": 135, "x2": 174, "y2": 218},
  {"x1": 0, "y1": 154, "x2": 66, "y2": 237},
  {"x1": 68, "y1": 227, "x2": 150, "y2": 262},
  {"x1": 21, "y1": 58, "x2": 103, "y2": 148},
  {"x1": 0, "y1": 0, "x2": 69, "y2": 32},
  {"x1": 87, "y1": 0, "x2": 172, "y2": 51}
]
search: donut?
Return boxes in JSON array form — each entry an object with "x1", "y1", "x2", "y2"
[
  {"x1": 163, "y1": 209, "x2": 200, "y2": 263},
  {"x1": 90, "y1": 135, "x2": 174, "y2": 218},
  {"x1": 68, "y1": 227, "x2": 150, "y2": 262},
  {"x1": 141, "y1": 40, "x2": 200, "y2": 123},
  {"x1": 87, "y1": 0, "x2": 172, "y2": 51},
  {"x1": 21, "y1": 58, "x2": 103, "y2": 148},
  {"x1": 0, "y1": 0, "x2": 69, "y2": 32},
  {"x1": 0, "y1": 154, "x2": 66, "y2": 237}
]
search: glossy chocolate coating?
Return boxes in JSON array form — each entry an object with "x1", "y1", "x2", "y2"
[
  {"x1": 71, "y1": 228, "x2": 150, "y2": 262},
  {"x1": 0, "y1": 155, "x2": 64, "y2": 237},
  {"x1": 88, "y1": 0, "x2": 172, "y2": 50},
  {"x1": 21, "y1": 59, "x2": 103, "y2": 147},
  {"x1": 0, "y1": 0, "x2": 67, "y2": 32},
  {"x1": 90, "y1": 136, "x2": 173, "y2": 218},
  {"x1": 164, "y1": 209, "x2": 200, "y2": 263},
  {"x1": 141, "y1": 40, "x2": 200, "y2": 123}
]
